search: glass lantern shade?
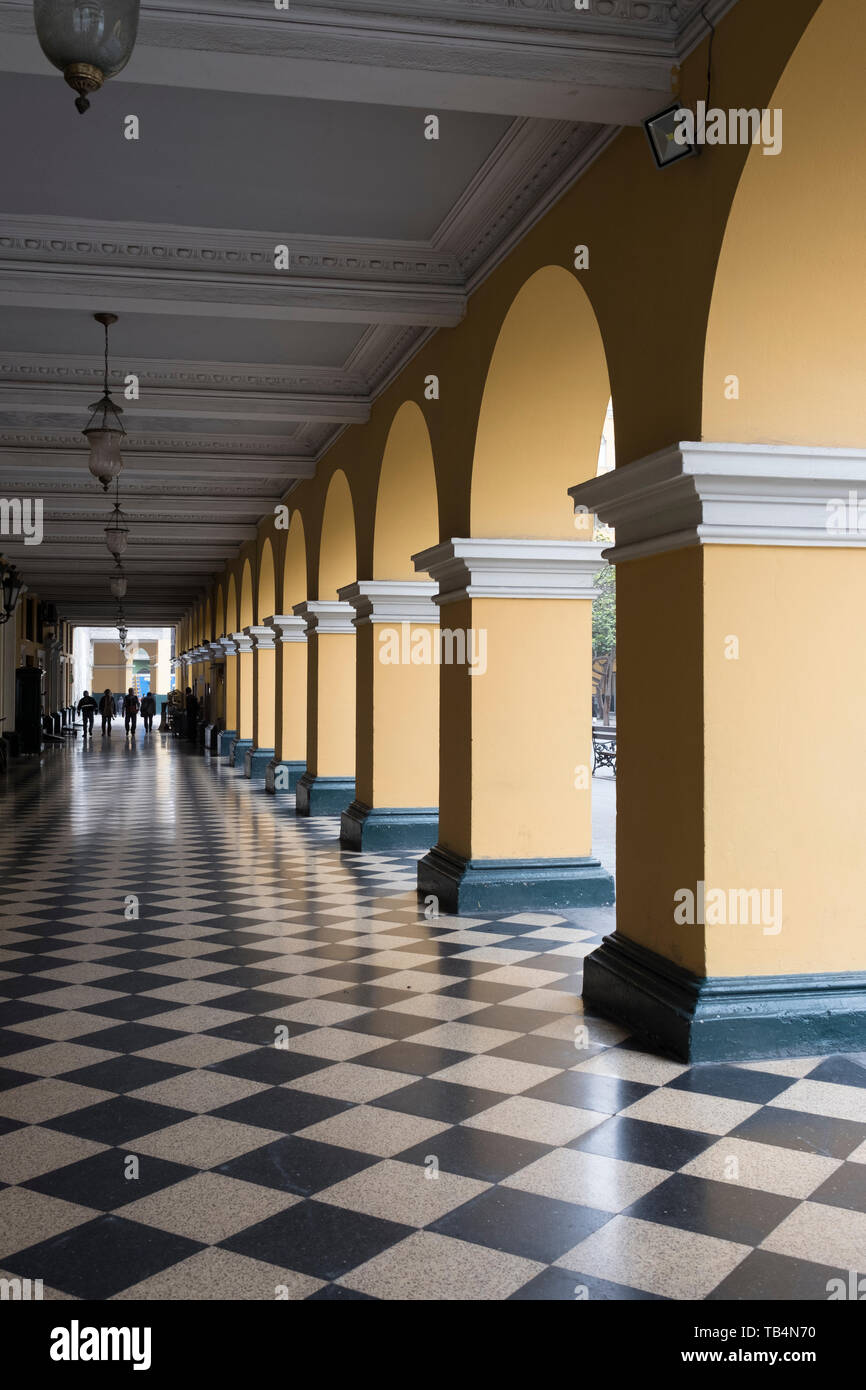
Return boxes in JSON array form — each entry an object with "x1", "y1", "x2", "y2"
[
  {"x1": 109, "y1": 573, "x2": 127, "y2": 599},
  {"x1": 33, "y1": 0, "x2": 141, "y2": 112},
  {"x1": 86, "y1": 427, "x2": 124, "y2": 489},
  {"x1": 105, "y1": 513, "x2": 129, "y2": 558},
  {"x1": 84, "y1": 390, "x2": 125, "y2": 489}
]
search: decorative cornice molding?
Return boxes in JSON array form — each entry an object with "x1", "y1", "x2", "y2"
[
  {"x1": 413, "y1": 538, "x2": 607, "y2": 602},
  {"x1": 0, "y1": 355, "x2": 366, "y2": 396},
  {"x1": 231, "y1": 630, "x2": 254, "y2": 653},
  {"x1": 0, "y1": 0, "x2": 727, "y2": 46},
  {"x1": 0, "y1": 428, "x2": 311, "y2": 457},
  {"x1": 434, "y1": 119, "x2": 605, "y2": 284},
  {"x1": 568, "y1": 443, "x2": 866, "y2": 562},
  {"x1": 0, "y1": 216, "x2": 461, "y2": 285},
  {"x1": 338, "y1": 579, "x2": 440, "y2": 625}
]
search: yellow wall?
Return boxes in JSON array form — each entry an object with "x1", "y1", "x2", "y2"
[
  {"x1": 355, "y1": 623, "x2": 439, "y2": 808},
  {"x1": 704, "y1": 0, "x2": 866, "y2": 446},
  {"x1": 471, "y1": 266, "x2": 608, "y2": 537}
]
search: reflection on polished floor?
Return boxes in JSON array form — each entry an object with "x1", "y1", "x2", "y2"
[{"x1": 1, "y1": 735, "x2": 865, "y2": 1301}]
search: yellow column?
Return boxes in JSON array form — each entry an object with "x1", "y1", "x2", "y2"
[
  {"x1": 243, "y1": 623, "x2": 277, "y2": 779},
  {"x1": 265, "y1": 615, "x2": 307, "y2": 794},
  {"x1": 202, "y1": 644, "x2": 223, "y2": 751},
  {"x1": 413, "y1": 539, "x2": 612, "y2": 915},
  {"x1": 570, "y1": 441, "x2": 866, "y2": 1061},
  {"x1": 229, "y1": 630, "x2": 254, "y2": 766},
  {"x1": 294, "y1": 600, "x2": 355, "y2": 816},
  {"x1": 337, "y1": 580, "x2": 439, "y2": 850},
  {"x1": 218, "y1": 635, "x2": 238, "y2": 758}
]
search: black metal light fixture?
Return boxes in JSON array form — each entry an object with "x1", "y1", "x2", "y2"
[
  {"x1": 0, "y1": 556, "x2": 24, "y2": 625},
  {"x1": 643, "y1": 102, "x2": 697, "y2": 169},
  {"x1": 84, "y1": 312, "x2": 126, "y2": 490},
  {"x1": 644, "y1": 5, "x2": 713, "y2": 170},
  {"x1": 33, "y1": 0, "x2": 141, "y2": 114},
  {"x1": 116, "y1": 604, "x2": 129, "y2": 650}
]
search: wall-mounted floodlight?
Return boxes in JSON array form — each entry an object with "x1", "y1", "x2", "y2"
[{"x1": 643, "y1": 103, "x2": 697, "y2": 169}]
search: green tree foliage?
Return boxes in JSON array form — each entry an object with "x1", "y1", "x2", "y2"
[{"x1": 592, "y1": 563, "x2": 616, "y2": 657}]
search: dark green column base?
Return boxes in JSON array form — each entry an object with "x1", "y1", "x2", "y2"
[
  {"x1": 583, "y1": 930, "x2": 866, "y2": 1063},
  {"x1": 417, "y1": 844, "x2": 615, "y2": 915},
  {"x1": 217, "y1": 729, "x2": 237, "y2": 759},
  {"x1": 295, "y1": 773, "x2": 355, "y2": 817},
  {"x1": 244, "y1": 746, "x2": 275, "y2": 780},
  {"x1": 265, "y1": 759, "x2": 305, "y2": 794},
  {"x1": 340, "y1": 800, "x2": 438, "y2": 851},
  {"x1": 228, "y1": 737, "x2": 253, "y2": 768}
]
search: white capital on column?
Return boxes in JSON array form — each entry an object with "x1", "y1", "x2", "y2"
[
  {"x1": 293, "y1": 600, "x2": 355, "y2": 635},
  {"x1": 412, "y1": 538, "x2": 606, "y2": 604},
  {"x1": 338, "y1": 580, "x2": 439, "y2": 625},
  {"x1": 568, "y1": 442, "x2": 866, "y2": 563},
  {"x1": 268, "y1": 614, "x2": 307, "y2": 643},
  {"x1": 245, "y1": 625, "x2": 276, "y2": 650}
]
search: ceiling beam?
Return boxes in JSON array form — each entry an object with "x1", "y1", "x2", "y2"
[
  {"x1": 0, "y1": 383, "x2": 371, "y2": 427},
  {"x1": 0, "y1": 0, "x2": 735, "y2": 123},
  {"x1": 0, "y1": 448, "x2": 315, "y2": 480}
]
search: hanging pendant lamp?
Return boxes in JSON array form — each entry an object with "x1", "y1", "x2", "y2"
[
  {"x1": 33, "y1": 0, "x2": 141, "y2": 114},
  {"x1": 84, "y1": 312, "x2": 126, "y2": 490},
  {"x1": 105, "y1": 478, "x2": 129, "y2": 559}
]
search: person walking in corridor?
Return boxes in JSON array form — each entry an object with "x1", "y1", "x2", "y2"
[
  {"x1": 141, "y1": 692, "x2": 156, "y2": 734},
  {"x1": 77, "y1": 690, "x2": 98, "y2": 738},
  {"x1": 185, "y1": 686, "x2": 200, "y2": 742},
  {"x1": 123, "y1": 688, "x2": 140, "y2": 737},
  {"x1": 98, "y1": 689, "x2": 116, "y2": 736}
]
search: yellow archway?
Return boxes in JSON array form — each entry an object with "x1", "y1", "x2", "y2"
[
  {"x1": 703, "y1": 0, "x2": 866, "y2": 447},
  {"x1": 318, "y1": 470, "x2": 356, "y2": 596},
  {"x1": 471, "y1": 265, "x2": 611, "y2": 538},
  {"x1": 225, "y1": 573, "x2": 238, "y2": 634},
  {"x1": 257, "y1": 539, "x2": 276, "y2": 622},
  {"x1": 223, "y1": 573, "x2": 239, "y2": 733},
  {"x1": 239, "y1": 559, "x2": 254, "y2": 629},
  {"x1": 374, "y1": 402, "x2": 439, "y2": 576},
  {"x1": 283, "y1": 512, "x2": 306, "y2": 610}
]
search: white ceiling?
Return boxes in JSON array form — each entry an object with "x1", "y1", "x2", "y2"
[{"x1": 0, "y1": 0, "x2": 738, "y2": 625}]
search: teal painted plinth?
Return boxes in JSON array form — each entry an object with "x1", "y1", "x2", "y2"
[
  {"x1": 295, "y1": 773, "x2": 354, "y2": 817},
  {"x1": 244, "y1": 747, "x2": 275, "y2": 780},
  {"x1": 217, "y1": 729, "x2": 237, "y2": 759},
  {"x1": 583, "y1": 931, "x2": 866, "y2": 1063},
  {"x1": 340, "y1": 800, "x2": 438, "y2": 851},
  {"x1": 265, "y1": 760, "x2": 305, "y2": 794},
  {"x1": 417, "y1": 844, "x2": 615, "y2": 916},
  {"x1": 228, "y1": 738, "x2": 253, "y2": 768}
]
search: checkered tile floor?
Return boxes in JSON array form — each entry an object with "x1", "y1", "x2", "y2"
[{"x1": 1, "y1": 732, "x2": 865, "y2": 1300}]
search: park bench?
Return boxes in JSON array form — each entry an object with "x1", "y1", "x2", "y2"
[{"x1": 592, "y1": 724, "x2": 617, "y2": 776}]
